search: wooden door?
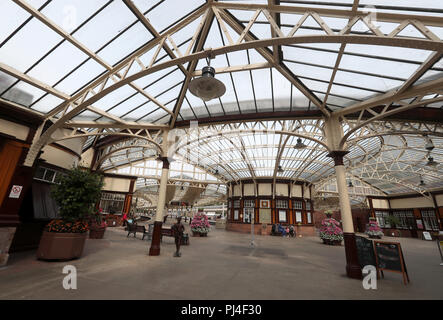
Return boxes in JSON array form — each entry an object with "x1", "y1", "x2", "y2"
[{"x1": 0, "y1": 140, "x2": 25, "y2": 207}]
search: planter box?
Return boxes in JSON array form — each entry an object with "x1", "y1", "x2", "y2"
[
  {"x1": 89, "y1": 227, "x2": 106, "y2": 239},
  {"x1": 36, "y1": 231, "x2": 87, "y2": 260},
  {"x1": 322, "y1": 238, "x2": 342, "y2": 246},
  {"x1": 192, "y1": 231, "x2": 208, "y2": 237}
]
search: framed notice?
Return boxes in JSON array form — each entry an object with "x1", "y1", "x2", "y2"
[
  {"x1": 295, "y1": 211, "x2": 302, "y2": 223},
  {"x1": 279, "y1": 210, "x2": 287, "y2": 222},
  {"x1": 307, "y1": 212, "x2": 312, "y2": 224},
  {"x1": 260, "y1": 200, "x2": 270, "y2": 208},
  {"x1": 416, "y1": 219, "x2": 424, "y2": 229},
  {"x1": 422, "y1": 231, "x2": 432, "y2": 241}
]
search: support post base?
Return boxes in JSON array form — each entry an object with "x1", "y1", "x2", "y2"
[
  {"x1": 343, "y1": 232, "x2": 363, "y2": 279},
  {"x1": 148, "y1": 221, "x2": 163, "y2": 256}
]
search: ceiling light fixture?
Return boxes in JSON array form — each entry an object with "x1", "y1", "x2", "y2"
[
  {"x1": 426, "y1": 156, "x2": 437, "y2": 166},
  {"x1": 294, "y1": 138, "x2": 307, "y2": 149},
  {"x1": 348, "y1": 181, "x2": 353, "y2": 187},
  {"x1": 277, "y1": 165, "x2": 284, "y2": 173},
  {"x1": 424, "y1": 135, "x2": 435, "y2": 151},
  {"x1": 419, "y1": 176, "x2": 426, "y2": 186},
  {"x1": 189, "y1": 57, "x2": 226, "y2": 101}
]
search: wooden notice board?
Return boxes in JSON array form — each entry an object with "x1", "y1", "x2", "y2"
[
  {"x1": 355, "y1": 236, "x2": 377, "y2": 270},
  {"x1": 374, "y1": 241, "x2": 410, "y2": 285}
]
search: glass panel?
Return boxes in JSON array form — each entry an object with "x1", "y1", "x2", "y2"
[{"x1": 0, "y1": 18, "x2": 63, "y2": 72}]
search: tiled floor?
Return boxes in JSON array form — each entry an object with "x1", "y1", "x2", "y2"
[{"x1": 1, "y1": 223, "x2": 442, "y2": 300}]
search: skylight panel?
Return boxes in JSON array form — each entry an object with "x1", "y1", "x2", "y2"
[
  {"x1": 72, "y1": 1, "x2": 137, "y2": 53},
  {"x1": 0, "y1": 71, "x2": 18, "y2": 94},
  {"x1": 2, "y1": 80, "x2": 45, "y2": 107},
  {"x1": 27, "y1": 41, "x2": 88, "y2": 86},
  {"x1": 0, "y1": 1, "x2": 32, "y2": 45},
  {"x1": 0, "y1": 18, "x2": 63, "y2": 73},
  {"x1": 122, "y1": 101, "x2": 159, "y2": 121},
  {"x1": 145, "y1": 0, "x2": 205, "y2": 33},
  {"x1": 339, "y1": 54, "x2": 420, "y2": 80},
  {"x1": 107, "y1": 93, "x2": 150, "y2": 117},
  {"x1": 97, "y1": 22, "x2": 153, "y2": 66},
  {"x1": 283, "y1": 45, "x2": 338, "y2": 68},
  {"x1": 231, "y1": 70, "x2": 256, "y2": 113},
  {"x1": 54, "y1": 59, "x2": 106, "y2": 95},
  {"x1": 30, "y1": 94, "x2": 64, "y2": 113}
]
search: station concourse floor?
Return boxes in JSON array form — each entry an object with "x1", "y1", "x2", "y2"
[{"x1": 1, "y1": 223, "x2": 442, "y2": 300}]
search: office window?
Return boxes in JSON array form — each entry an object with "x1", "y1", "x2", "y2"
[
  {"x1": 99, "y1": 192, "x2": 125, "y2": 214},
  {"x1": 276, "y1": 199, "x2": 288, "y2": 208},
  {"x1": 392, "y1": 210, "x2": 415, "y2": 229},
  {"x1": 233, "y1": 200, "x2": 240, "y2": 208},
  {"x1": 234, "y1": 209, "x2": 239, "y2": 220},
  {"x1": 293, "y1": 200, "x2": 303, "y2": 210},
  {"x1": 244, "y1": 207, "x2": 254, "y2": 223},
  {"x1": 375, "y1": 211, "x2": 390, "y2": 228},
  {"x1": 244, "y1": 199, "x2": 255, "y2": 207},
  {"x1": 305, "y1": 201, "x2": 311, "y2": 211},
  {"x1": 421, "y1": 210, "x2": 439, "y2": 231}
]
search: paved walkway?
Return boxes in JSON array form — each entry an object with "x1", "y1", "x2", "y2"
[{"x1": 0, "y1": 224, "x2": 442, "y2": 299}]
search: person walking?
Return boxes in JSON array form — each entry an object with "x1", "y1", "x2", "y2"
[{"x1": 172, "y1": 217, "x2": 185, "y2": 257}]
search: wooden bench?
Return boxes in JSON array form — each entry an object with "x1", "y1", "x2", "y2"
[
  {"x1": 160, "y1": 228, "x2": 189, "y2": 245},
  {"x1": 126, "y1": 223, "x2": 151, "y2": 240}
]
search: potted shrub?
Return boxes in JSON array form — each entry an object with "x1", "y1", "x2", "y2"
[
  {"x1": 384, "y1": 215, "x2": 402, "y2": 237},
  {"x1": 190, "y1": 214, "x2": 210, "y2": 237},
  {"x1": 89, "y1": 208, "x2": 107, "y2": 239},
  {"x1": 319, "y1": 213, "x2": 343, "y2": 245},
  {"x1": 365, "y1": 217, "x2": 383, "y2": 239},
  {"x1": 36, "y1": 167, "x2": 103, "y2": 260}
]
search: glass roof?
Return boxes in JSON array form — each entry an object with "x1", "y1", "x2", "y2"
[
  {"x1": 1, "y1": 1, "x2": 442, "y2": 199},
  {"x1": 1, "y1": 0, "x2": 441, "y2": 122}
]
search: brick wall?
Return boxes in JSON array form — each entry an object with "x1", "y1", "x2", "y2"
[{"x1": 226, "y1": 222, "x2": 317, "y2": 237}]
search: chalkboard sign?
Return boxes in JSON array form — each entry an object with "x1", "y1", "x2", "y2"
[
  {"x1": 374, "y1": 241, "x2": 409, "y2": 285},
  {"x1": 355, "y1": 236, "x2": 376, "y2": 269}
]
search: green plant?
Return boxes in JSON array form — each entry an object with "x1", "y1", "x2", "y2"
[
  {"x1": 51, "y1": 167, "x2": 104, "y2": 223},
  {"x1": 384, "y1": 215, "x2": 401, "y2": 227}
]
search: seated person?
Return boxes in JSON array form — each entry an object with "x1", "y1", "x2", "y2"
[
  {"x1": 289, "y1": 225, "x2": 295, "y2": 237},
  {"x1": 278, "y1": 224, "x2": 286, "y2": 237},
  {"x1": 271, "y1": 224, "x2": 277, "y2": 235}
]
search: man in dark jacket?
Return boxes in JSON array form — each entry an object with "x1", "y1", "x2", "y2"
[{"x1": 172, "y1": 217, "x2": 185, "y2": 257}]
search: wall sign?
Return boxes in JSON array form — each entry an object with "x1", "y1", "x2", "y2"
[
  {"x1": 259, "y1": 200, "x2": 270, "y2": 208},
  {"x1": 422, "y1": 231, "x2": 432, "y2": 241},
  {"x1": 9, "y1": 185, "x2": 23, "y2": 199}
]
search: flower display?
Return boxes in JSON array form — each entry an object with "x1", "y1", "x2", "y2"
[
  {"x1": 45, "y1": 219, "x2": 89, "y2": 233},
  {"x1": 366, "y1": 219, "x2": 383, "y2": 238},
  {"x1": 190, "y1": 214, "x2": 211, "y2": 234},
  {"x1": 90, "y1": 208, "x2": 107, "y2": 229},
  {"x1": 319, "y1": 217, "x2": 343, "y2": 242}
]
